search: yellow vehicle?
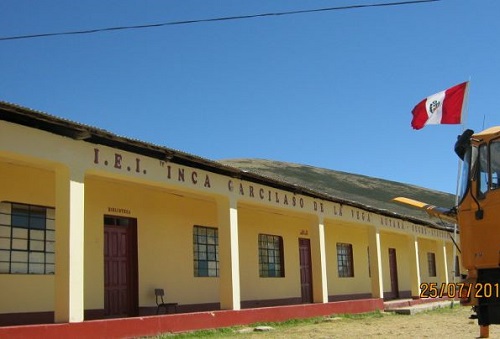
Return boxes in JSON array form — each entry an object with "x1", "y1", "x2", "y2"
[{"x1": 395, "y1": 127, "x2": 500, "y2": 338}]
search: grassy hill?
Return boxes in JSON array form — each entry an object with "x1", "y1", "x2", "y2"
[{"x1": 219, "y1": 158, "x2": 456, "y2": 229}]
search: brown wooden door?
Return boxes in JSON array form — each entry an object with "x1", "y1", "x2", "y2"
[
  {"x1": 299, "y1": 238, "x2": 313, "y2": 303},
  {"x1": 104, "y1": 216, "x2": 138, "y2": 317},
  {"x1": 388, "y1": 248, "x2": 399, "y2": 299}
]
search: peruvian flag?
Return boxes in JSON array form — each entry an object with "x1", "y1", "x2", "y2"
[{"x1": 411, "y1": 82, "x2": 468, "y2": 130}]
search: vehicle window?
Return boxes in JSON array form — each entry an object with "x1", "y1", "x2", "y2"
[
  {"x1": 490, "y1": 140, "x2": 500, "y2": 190},
  {"x1": 458, "y1": 147, "x2": 472, "y2": 202},
  {"x1": 478, "y1": 144, "x2": 488, "y2": 197}
]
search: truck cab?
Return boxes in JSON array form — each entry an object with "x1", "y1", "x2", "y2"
[{"x1": 456, "y1": 127, "x2": 500, "y2": 329}]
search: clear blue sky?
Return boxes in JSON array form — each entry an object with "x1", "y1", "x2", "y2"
[{"x1": 1, "y1": 0, "x2": 497, "y2": 195}]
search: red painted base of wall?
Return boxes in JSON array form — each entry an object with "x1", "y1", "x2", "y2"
[{"x1": 0, "y1": 298, "x2": 383, "y2": 339}]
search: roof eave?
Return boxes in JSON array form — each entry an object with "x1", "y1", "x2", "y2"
[{"x1": 0, "y1": 101, "x2": 454, "y2": 232}]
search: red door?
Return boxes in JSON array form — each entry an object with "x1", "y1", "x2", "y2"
[
  {"x1": 388, "y1": 248, "x2": 399, "y2": 299},
  {"x1": 299, "y1": 238, "x2": 313, "y2": 303},
  {"x1": 104, "y1": 216, "x2": 138, "y2": 317}
]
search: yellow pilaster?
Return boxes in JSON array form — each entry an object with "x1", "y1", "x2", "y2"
[
  {"x1": 217, "y1": 196, "x2": 241, "y2": 310},
  {"x1": 309, "y1": 216, "x2": 328, "y2": 303},
  {"x1": 408, "y1": 235, "x2": 421, "y2": 298},
  {"x1": 368, "y1": 227, "x2": 384, "y2": 299},
  {"x1": 54, "y1": 166, "x2": 85, "y2": 323}
]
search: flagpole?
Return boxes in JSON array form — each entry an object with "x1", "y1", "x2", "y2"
[{"x1": 452, "y1": 80, "x2": 470, "y2": 282}]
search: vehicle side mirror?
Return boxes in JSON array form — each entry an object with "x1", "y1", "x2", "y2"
[{"x1": 455, "y1": 129, "x2": 474, "y2": 160}]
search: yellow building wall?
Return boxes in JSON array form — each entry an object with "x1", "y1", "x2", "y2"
[
  {"x1": 0, "y1": 155, "x2": 460, "y2": 317},
  {"x1": 380, "y1": 232, "x2": 411, "y2": 294},
  {"x1": 237, "y1": 205, "x2": 308, "y2": 302},
  {"x1": 84, "y1": 176, "x2": 220, "y2": 311},
  {"x1": 324, "y1": 221, "x2": 371, "y2": 296},
  {"x1": 418, "y1": 238, "x2": 444, "y2": 284},
  {"x1": 0, "y1": 161, "x2": 55, "y2": 313}
]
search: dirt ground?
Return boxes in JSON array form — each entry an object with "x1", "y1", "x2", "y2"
[{"x1": 233, "y1": 305, "x2": 500, "y2": 338}]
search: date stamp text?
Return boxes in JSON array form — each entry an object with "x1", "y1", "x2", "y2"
[{"x1": 420, "y1": 282, "x2": 500, "y2": 299}]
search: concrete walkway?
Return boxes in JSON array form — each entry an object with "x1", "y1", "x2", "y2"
[{"x1": 384, "y1": 298, "x2": 459, "y2": 315}]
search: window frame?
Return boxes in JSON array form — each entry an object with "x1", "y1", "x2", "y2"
[
  {"x1": 258, "y1": 233, "x2": 285, "y2": 278},
  {"x1": 0, "y1": 202, "x2": 55, "y2": 275},
  {"x1": 427, "y1": 252, "x2": 437, "y2": 277},
  {"x1": 337, "y1": 242, "x2": 354, "y2": 278},
  {"x1": 367, "y1": 246, "x2": 371, "y2": 278},
  {"x1": 193, "y1": 225, "x2": 219, "y2": 277},
  {"x1": 454, "y1": 255, "x2": 461, "y2": 277}
]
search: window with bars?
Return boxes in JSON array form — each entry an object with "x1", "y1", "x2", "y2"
[
  {"x1": 427, "y1": 252, "x2": 437, "y2": 277},
  {"x1": 367, "y1": 246, "x2": 371, "y2": 278},
  {"x1": 337, "y1": 243, "x2": 354, "y2": 277},
  {"x1": 193, "y1": 225, "x2": 219, "y2": 277},
  {"x1": 0, "y1": 202, "x2": 55, "y2": 274},
  {"x1": 455, "y1": 255, "x2": 461, "y2": 277},
  {"x1": 258, "y1": 234, "x2": 284, "y2": 278}
]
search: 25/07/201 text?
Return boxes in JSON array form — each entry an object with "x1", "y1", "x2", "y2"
[{"x1": 420, "y1": 282, "x2": 500, "y2": 299}]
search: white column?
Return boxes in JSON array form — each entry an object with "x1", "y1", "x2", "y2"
[
  {"x1": 368, "y1": 227, "x2": 384, "y2": 299},
  {"x1": 54, "y1": 166, "x2": 85, "y2": 323},
  {"x1": 310, "y1": 216, "x2": 328, "y2": 303},
  {"x1": 408, "y1": 235, "x2": 421, "y2": 298},
  {"x1": 439, "y1": 241, "x2": 449, "y2": 284},
  {"x1": 216, "y1": 196, "x2": 241, "y2": 310}
]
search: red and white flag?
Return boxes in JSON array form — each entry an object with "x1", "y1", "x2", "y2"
[{"x1": 411, "y1": 82, "x2": 468, "y2": 130}]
